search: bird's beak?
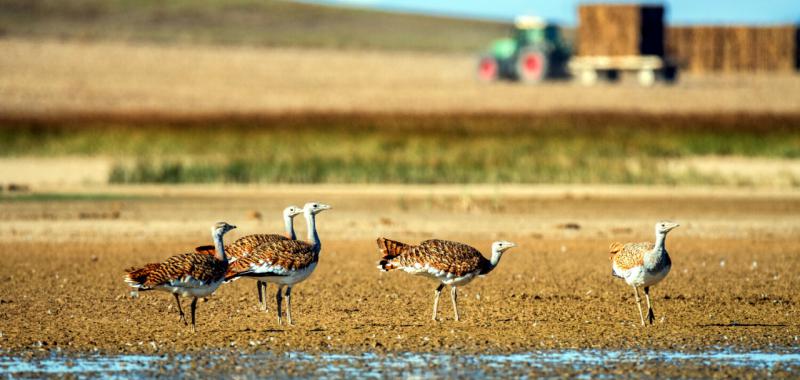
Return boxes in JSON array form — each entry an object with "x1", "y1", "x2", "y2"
[
  {"x1": 231, "y1": 224, "x2": 237, "y2": 229},
  {"x1": 322, "y1": 204, "x2": 332, "y2": 210},
  {"x1": 668, "y1": 222, "x2": 679, "y2": 231}
]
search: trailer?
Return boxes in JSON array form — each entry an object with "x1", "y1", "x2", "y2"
[{"x1": 568, "y1": 55, "x2": 678, "y2": 86}]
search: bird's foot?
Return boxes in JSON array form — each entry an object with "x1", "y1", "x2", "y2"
[
  {"x1": 178, "y1": 314, "x2": 188, "y2": 326},
  {"x1": 647, "y1": 309, "x2": 655, "y2": 325}
]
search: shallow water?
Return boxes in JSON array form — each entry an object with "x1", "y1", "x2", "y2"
[{"x1": 1, "y1": 349, "x2": 798, "y2": 378}]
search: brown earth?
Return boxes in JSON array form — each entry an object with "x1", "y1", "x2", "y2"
[
  {"x1": 0, "y1": 185, "x2": 798, "y2": 356},
  {"x1": 2, "y1": 38, "x2": 800, "y2": 117}
]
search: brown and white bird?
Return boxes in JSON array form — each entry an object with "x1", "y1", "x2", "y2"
[
  {"x1": 377, "y1": 238, "x2": 517, "y2": 321},
  {"x1": 124, "y1": 222, "x2": 236, "y2": 331},
  {"x1": 195, "y1": 206, "x2": 304, "y2": 311},
  {"x1": 225, "y1": 202, "x2": 331, "y2": 325},
  {"x1": 609, "y1": 221, "x2": 679, "y2": 326}
]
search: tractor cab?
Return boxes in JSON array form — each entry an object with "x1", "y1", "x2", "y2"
[{"x1": 478, "y1": 16, "x2": 571, "y2": 83}]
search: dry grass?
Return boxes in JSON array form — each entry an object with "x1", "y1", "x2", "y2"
[
  {"x1": 1, "y1": 113, "x2": 798, "y2": 186},
  {"x1": 2, "y1": 38, "x2": 800, "y2": 116}
]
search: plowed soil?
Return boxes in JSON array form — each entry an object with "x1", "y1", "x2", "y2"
[
  {"x1": 3, "y1": 39, "x2": 800, "y2": 116},
  {"x1": 1, "y1": 185, "x2": 798, "y2": 355}
]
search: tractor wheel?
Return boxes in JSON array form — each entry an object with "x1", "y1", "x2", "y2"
[
  {"x1": 476, "y1": 55, "x2": 499, "y2": 82},
  {"x1": 515, "y1": 48, "x2": 548, "y2": 83}
]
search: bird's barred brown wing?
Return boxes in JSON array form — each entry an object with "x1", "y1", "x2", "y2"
[
  {"x1": 398, "y1": 239, "x2": 483, "y2": 276},
  {"x1": 610, "y1": 242, "x2": 653, "y2": 270},
  {"x1": 194, "y1": 245, "x2": 216, "y2": 255},
  {"x1": 128, "y1": 253, "x2": 226, "y2": 289},
  {"x1": 195, "y1": 234, "x2": 288, "y2": 259},
  {"x1": 227, "y1": 234, "x2": 288, "y2": 259},
  {"x1": 227, "y1": 239, "x2": 316, "y2": 277}
]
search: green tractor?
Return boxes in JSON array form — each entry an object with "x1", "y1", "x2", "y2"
[{"x1": 477, "y1": 16, "x2": 571, "y2": 83}]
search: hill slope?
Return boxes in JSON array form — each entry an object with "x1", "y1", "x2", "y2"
[{"x1": 0, "y1": 0, "x2": 510, "y2": 51}]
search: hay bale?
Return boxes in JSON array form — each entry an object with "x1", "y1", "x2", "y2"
[
  {"x1": 578, "y1": 4, "x2": 664, "y2": 57},
  {"x1": 666, "y1": 25, "x2": 798, "y2": 73},
  {"x1": 666, "y1": 26, "x2": 692, "y2": 69}
]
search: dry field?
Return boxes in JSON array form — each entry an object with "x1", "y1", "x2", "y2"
[
  {"x1": 0, "y1": 185, "x2": 798, "y2": 358},
  {"x1": 2, "y1": 38, "x2": 800, "y2": 116}
]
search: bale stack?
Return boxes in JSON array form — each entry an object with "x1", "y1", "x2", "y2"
[
  {"x1": 666, "y1": 25, "x2": 798, "y2": 73},
  {"x1": 577, "y1": 4, "x2": 665, "y2": 57}
]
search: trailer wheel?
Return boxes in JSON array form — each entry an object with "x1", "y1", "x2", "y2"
[
  {"x1": 638, "y1": 69, "x2": 655, "y2": 87},
  {"x1": 578, "y1": 69, "x2": 597, "y2": 86},
  {"x1": 477, "y1": 55, "x2": 499, "y2": 82},
  {"x1": 605, "y1": 70, "x2": 620, "y2": 82},
  {"x1": 515, "y1": 48, "x2": 548, "y2": 83},
  {"x1": 662, "y1": 65, "x2": 679, "y2": 83}
]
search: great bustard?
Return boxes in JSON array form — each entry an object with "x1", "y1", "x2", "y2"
[
  {"x1": 225, "y1": 202, "x2": 331, "y2": 325},
  {"x1": 609, "y1": 221, "x2": 679, "y2": 326},
  {"x1": 124, "y1": 222, "x2": 236, "y2": 331},
  {"x1": 196, "y1": 206, "x2": 303, "y2": 312},
  {"x1": 377, "y1": 238, "x2": 516, "y2": 321}
]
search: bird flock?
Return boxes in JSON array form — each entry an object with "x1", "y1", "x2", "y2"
[{"x1": 124, "y1": 202, "x2": 679, "y2": 331}]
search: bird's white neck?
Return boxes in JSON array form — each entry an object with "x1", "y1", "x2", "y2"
[
  {"x1": 490, "y1": 248, "x2": 504, "y2": 268},
  {"x1": 284, "y1": 215, "x2": 296, "y2": 240},
  {"x1": 305, "y1": 211, "x2": 320, "y2": 253},
  {"x1": 654, "y1": 231, "x2": 667, "y2": 253},
  {"x1": 483, "y1": 246, "x2": 505, "y2": 274},
  {"x1": 212, "y1": 231, "x2": 227, "y2": 262}
]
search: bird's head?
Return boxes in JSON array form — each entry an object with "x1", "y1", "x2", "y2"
[
  {"x1": 283, "y1": 205, "x2": 304, "y2": 218},
  {"x1": 655, "y1": 221, "x2": 680, "y2": 235},
  {"x1": 303, "y1": 202, "x2": 332, "y2": 216},
  {"x1": 492, "y1": 240, "x2": 517, "y2": 254},
  {"x1": 212, "y1": 221, "x2": 237, "y2": 237}
]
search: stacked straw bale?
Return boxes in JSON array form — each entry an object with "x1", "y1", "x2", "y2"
[
  {"x1": 577, "y1": 4, "x2": 665, "y2": 57},
  {"x1": 666, "y1": 26, "x2": 798, "y2": 73}
]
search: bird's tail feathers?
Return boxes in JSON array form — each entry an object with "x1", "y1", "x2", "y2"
[
  {"x1": 123, "y1": 263, "x2": 159, "y2": 289},
  {"x1": 608, "y1": 242, "x2": 625, "y2": 261},
  {"x1": 377, "y1": 237, "x2": 407, "y2": 271}
]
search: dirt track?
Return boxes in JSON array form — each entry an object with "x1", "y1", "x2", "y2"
[{"x1": 0, "y1": 185, "x2": 798, "y2": 355}]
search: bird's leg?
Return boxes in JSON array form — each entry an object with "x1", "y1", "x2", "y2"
[
  {"x1": 633, "y1": 286, "x2": 645, "y2": 326},
  {"x1": 276, "y1": 285, "x2": 284, "y2": 325},
  {"x1": 644, "y1": 286, "x2": 655, "y2": 325},
  {"x1": 261, "y1": 282, "x2": 270, "y2": 311},
  {"x1": 257, "y1": 281, "x2": 264, "y2": 311},
  {"x1": 190, "y1": 297, "x2": 198, "y2": 333},
  {"x1": 174, "y1": 293, "x2": 187, "y2": 325},
  {"x1": 432, "y1": 284, "x2": 444, "y2": 321},
  {"x1": 285, "y1": 286, "x2": 293, "y2": 325},
  {"x1": 450, "y1": 286, "x2": 459, "y2": 321}
]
